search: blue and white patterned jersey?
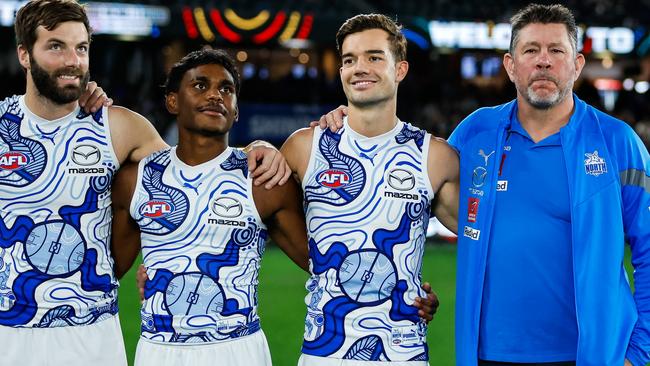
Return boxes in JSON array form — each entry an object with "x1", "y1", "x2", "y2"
[
  {"x1": 131, "y1": 146, "x2": 267, "y2": 344},
  {"x1": 301, "y1": 119, "x2": 433, "y2": 361},
  {"x1": 0, "y1": 95, "x2": 119, "y2": 328}
]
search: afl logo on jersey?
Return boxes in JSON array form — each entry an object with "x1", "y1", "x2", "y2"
[
  {"x1": 318, "y1": 169, "x2": 351, "y2": 188},
  {"x1": 387, "y1": 168, "x2": 415, "y2": 191},
  {"x1": 72, "y1": 144, "x2": 101, "y2": 166},
  {"x1": 140, "y1": 200, "x2": 175, "y2": 218},
  {"x1": 0, "y1": 152, "x2": 29, "y2": 171}
]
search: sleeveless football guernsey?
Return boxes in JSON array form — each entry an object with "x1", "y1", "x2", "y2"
[
  {"x1": 301, "y1": 119, "x2": 433, "y2": 361},
  {"x1": 0, "y1": 95, "x2": 119, "y2": 327},
  {"x1": 131, "y1": 146, "x2": 267, "y2": 343}
]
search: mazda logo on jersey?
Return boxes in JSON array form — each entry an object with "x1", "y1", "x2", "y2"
[
  {"x1": 318, "y1": 169, "x2": 351, "y2": 188},
  {"x1": 472, "y1": 167, "x2": 488, "y2": 187},
  {"x1": 212, "y1": 197, "x2": 243, "y2": 218},
  {"x1": 387, "y1": 169, "x2": 415, "y2": 191},
  {"x1": 72, "y1": 144, "x2": 101, "y2": 166},
  {"x1": 140, "y1": 200, "x2": 175, "y2": 218},
  {"x1": 0, "y1": 151, "x2": 29, "y2": 171}
]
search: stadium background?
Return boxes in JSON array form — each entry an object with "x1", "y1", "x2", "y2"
[{"x1": 0, "y1": 0, "x2": 647, "y2": 364}]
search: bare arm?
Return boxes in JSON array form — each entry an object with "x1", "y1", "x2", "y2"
[
  {"x1": 254, "y1": 175, "x2": 309, "y2": 272},
  {"x1": 280, "y1": 127, "x2": 315, "y2": 183},
  {"x1": 429, "y1": 137, "x2": 460, "y2": 234},
  {"x1": 108, "y1": 106, "x2": 169, "y2": 165},
  {"x1": 110, "y1": 162, "x2": 141, "y2": 279}
]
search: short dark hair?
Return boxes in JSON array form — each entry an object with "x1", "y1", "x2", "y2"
[
  {"x1": 336, "y1": 13, "x2": 407, "y2": 62},
  {"x1": 509, "y1": 3, "x2": 578, "y2": 55},
  {"x1": 164, "y1": 49, "x2": 241, "y2": 96},
  {"x1": 15, "y1": 0, "x2": 92, "y2": 53}
]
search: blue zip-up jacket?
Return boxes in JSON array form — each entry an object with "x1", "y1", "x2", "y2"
[{"x1": 448, "y1": 95, "x2": 650, "y2": 366}]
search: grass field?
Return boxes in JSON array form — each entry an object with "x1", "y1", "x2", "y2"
[{"x1": 117, "y1": 243, "x2": 633, "y2": 366}]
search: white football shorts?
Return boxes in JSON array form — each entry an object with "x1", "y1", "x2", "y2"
[
  {"x1": 0, "y1": 314, "x2": 127, "y2": 366},
  {"x1": 135, "y1": 330, "x2": 272, "y2": 366}
]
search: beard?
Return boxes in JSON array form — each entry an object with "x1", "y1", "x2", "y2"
[
  {"x1": 520, "y1": 74, "x2": 572, "y2": 110},
  {"x1": 30, "y1": 55, "x2": 90, "y2": 105}
]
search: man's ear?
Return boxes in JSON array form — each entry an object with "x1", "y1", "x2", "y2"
[
  {"x1": 395, "y1": 60, "x2": 409, "y2": 82},
  {"x1": 17, "y1": 45, "x2": 30, "y2": 70},
  {"x1": 165, "y1": 93, "x2": 178, "y2": 115},
  {"x1": 503, "y1": 53, "x2": 515, "y2": 83},
  {"x1": 234, "y1": 105, "x2": 239, "y2": 122}
]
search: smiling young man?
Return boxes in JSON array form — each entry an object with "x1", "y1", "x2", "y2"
[
  {"x1": 110, "y1": 49, "x2": 310, "y2": 366},
  {"x1": 448, "y1": 4, "x2": 650, "y2": 366},
  {"x1": 282, "y1": 14, "x2": 458, "y2": 365},
  {"x1": 0, "y1": 1, "x2": 289, "y2": 365}
]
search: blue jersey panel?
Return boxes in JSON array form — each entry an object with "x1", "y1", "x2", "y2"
[{"x1": 478, "y1": 118, "x2": 578, "y2": 362}]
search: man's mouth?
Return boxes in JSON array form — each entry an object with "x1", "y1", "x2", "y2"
[
  {"x1": 351, "y1": 80, "x2": 376, "y2": 88},
  {"x1": 198, "y1": 105, "x2": 228, "y2": 116}
]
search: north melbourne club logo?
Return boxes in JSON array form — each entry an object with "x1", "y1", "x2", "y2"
[
  {"x1": 584, "y1": 150, "x2": 607, "y2": 176},
  {"x1": 211, "y1": 197, "x2": 243, "y2": 218},
  {"x1": 72, "y1": 144, "x2": 101, "y2": 166},
  {"x1": 387, "y1": 168, "x2": 415, "y2": 191}
]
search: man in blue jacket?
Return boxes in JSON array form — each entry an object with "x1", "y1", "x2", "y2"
[{"x1": 448, "y1": 4, "x2": 650, "y2": 366}]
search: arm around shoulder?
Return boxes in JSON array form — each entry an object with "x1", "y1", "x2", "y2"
[
  {"x1": 108, "y1": 106, "x2": 168, "y2": 165},
  {"x1": 280, "y1": 127, "x2": 315, "y2": 182}
]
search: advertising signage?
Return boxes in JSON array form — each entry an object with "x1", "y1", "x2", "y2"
[{"x1": 428, "y1": 20, "x2": 636, "y2": 54}]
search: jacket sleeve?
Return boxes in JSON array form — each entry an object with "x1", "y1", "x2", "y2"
[{"x1": 620, "y1": 128, "x2": 650, "y2": 366}]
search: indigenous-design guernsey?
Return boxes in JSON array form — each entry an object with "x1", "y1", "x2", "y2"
[
  {"x1": 131, "y1": 146, "x2": 267, "y2": 344},
  {"x1": 301, "y1": 119, "x2": 433, "y2": 361},
  {"x1": 0, "y1": 95, "x2": 119, "y2": 327}
]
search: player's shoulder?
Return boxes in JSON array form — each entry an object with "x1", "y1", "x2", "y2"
[
  {"x1": 282, "y1": 126, "x2": 316, "y2": 153},
  {"x1": 287, "y1": 126, "x2": 316, "y2": 142},
  {"x1": 428, "y1": 136, "x2": 457, "y2": 157},
  {"x1": 107, "y1": 105, "x2": 147, "y2": 124}
]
